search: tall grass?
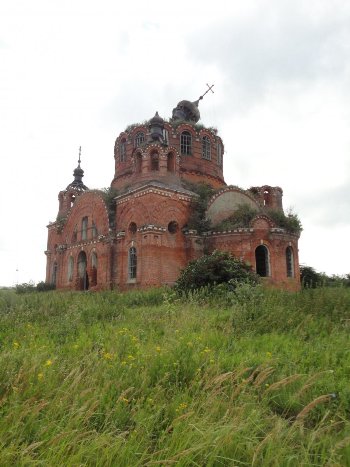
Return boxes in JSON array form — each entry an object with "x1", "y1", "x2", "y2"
[{"x1": 0, "y1": 287, "x2": 349, "y2": 466}]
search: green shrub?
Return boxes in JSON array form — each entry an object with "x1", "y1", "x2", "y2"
[
  {"x1": 175, "y1": 250, "x2": 258, "y2": 294},
  {"x1": 36, "y1": 281, "x2": 56, "y2": 292},
  {"x1": 267, "y1": 208, "x2": 302, "y2": 234},
  {"x1": 214, "y1": 203, "x2": 258, "y2": 230}
]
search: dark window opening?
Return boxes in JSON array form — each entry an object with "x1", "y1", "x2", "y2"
[
  {"x1": 167, "y1": 152, "x2": 175, "y2": 172},
  {"x1": 151, "y1": 152, "x2": 159, "y2": 171},
  {"x1": 286, "y1": 246, "x2": 294, "y2": 277},
  {"x1": 180, "y1": 131, "x2": 192, "y2": 155},
  {"x1": 128, "y1": 247, "x2": 137, "y2": 280},
  {"x1": 92, "y1": 221, "x2": 98, "y2": 239},
  {"x1": 202, "y1": 136, "x2": 211, "y2": 160},
  {"x1": 255, "y1": 245, "x2": 270, "y2": 277},
  {"x1": 78, "y1": 251, "x2": 89, "y2": 290},
  {"x1": 134, "y1": 132, "x2": 145, "y2": 147},
  {"x1": 81, "y1": 217, "x2": 88, "y2": 240},
  {"x1": 135, "y1": 153, "x2": 142, "y2": 173},
  {"x1": 129, "y1": 222, "x2": 137, "y2": 235},
  {"x1": 217, "y1": 143, "x2": 223, "y2": 166},
  {"x1": 168, "y1": 221, "x2": 178, "y2": 234}
]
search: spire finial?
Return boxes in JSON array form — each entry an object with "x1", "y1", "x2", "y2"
[
  {"x1": 198, "y1": 83, "x2": 214, "y2": 101},
  {"x1": 78, "y1": 146, "x2": 81, "y2": 167}
]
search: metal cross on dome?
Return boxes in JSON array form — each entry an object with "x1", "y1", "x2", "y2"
[
  {"x1": 78, "y1": 146, "x2": 81, "y2": 166},
  {"x1": 198, "y1": 83, "x2": 214, "y2": 101}
]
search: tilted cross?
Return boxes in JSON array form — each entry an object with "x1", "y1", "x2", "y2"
[{"x1": 198, "y1": 83, "x2": 214, "y2": 101}]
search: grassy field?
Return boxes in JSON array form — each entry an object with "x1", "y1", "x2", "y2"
[{"x1": 0, "y1": 285, "x2": 349, "y2": 466}]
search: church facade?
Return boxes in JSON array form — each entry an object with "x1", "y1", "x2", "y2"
[{"x1": 45, "y1": 97, "x2": 301, "y2": 291}]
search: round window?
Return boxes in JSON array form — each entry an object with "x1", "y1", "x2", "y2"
[{"x1": 168, "y1": 221, "x2": 178, "y2": 234}]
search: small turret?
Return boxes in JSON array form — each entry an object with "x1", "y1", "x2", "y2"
[{"x1": 58, "y1": 147, "x2": 88, "y2": 218}]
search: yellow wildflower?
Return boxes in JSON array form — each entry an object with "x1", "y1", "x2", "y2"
[
  {"x1": 45, "y1": 359, "x2": 53, "y2": 367},
  {"x1": 155, "y1": 346, "x2": 161, "y2": 352},
  {"x1": 37, "y1": 373, "x2": 44, "y2": 381},
  {"x1": 266, "y1": 351, "x2": 272, "y2": 358},
  {"x1": 121, "y1": 397, "x2": 129, "y2": 404},
  {"x1": 103, "y1": 352, "x2": 113, "y2": 360},
  {"x1": 13, "y1": 342, "x2": 20, "y2": 349}
]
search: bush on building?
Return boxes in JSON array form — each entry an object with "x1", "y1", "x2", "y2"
[
  {"x1": 267, "y1": 208, "x2": 302, "y2": 234},
  {"x1": 214, "y1": 203, "x2": 258, "y2": 230},
  {"x1": 182, "y1": 182, "x2": 216, "y2": 233},
  {"x1": 175, "y1": 250, "x2": 259, "y2": 295}
]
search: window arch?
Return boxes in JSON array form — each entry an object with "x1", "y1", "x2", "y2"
[
  {"x1": 151, "y1": 152, "x2": 159, "y2": 171},
  {"x1": 128, "y1": 247, "x2": 137, "y2": 280},
  {"x1": 81, "y1": 217, "x2": 88, "y2": 240},
  {"x1": 286, "y1": 246, "x2": 294, "y2": 277},
  {"x1": 202, "y1": 136, "x2": 211, "y2": 160},
  {"x1": 180, "y1": 131, "x2": 192, "y2": 155},
  {"x1": 120, "y1": 138, "x2": 127, "y2": 162},
  {"x1": 134, "y1": 132, "x2": 145, "y2": 147},
  {"x1": 68, "y1": 256, "x2": 74, "y2": 282},
  {"x1": 255, "y1": 245, "x2": 270, "y2": 277}
]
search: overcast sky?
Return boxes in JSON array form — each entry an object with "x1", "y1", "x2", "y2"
[{"x1": 0, "y1": 0, "x2": 349, "y2": 286}]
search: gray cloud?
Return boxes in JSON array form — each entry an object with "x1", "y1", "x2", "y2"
[{"x1": 187, "y1": 2, "x2": 350, "y2": 110}]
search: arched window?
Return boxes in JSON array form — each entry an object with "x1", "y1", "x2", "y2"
[
  {"x1": 92, "y1": 221, "x2": 98, "y2": 239},
  {"x1": 255, "y1": 245, "x2": 270, "y2": 277},
  {"x1": 72, "y1": 225, "x2": 77, "y2": 243},
  {"x1": 120, "y1": 139, "x2": 127, "y2": 162},
  {"x1": 52, "y1": 262, "x2": 58, "y2": 286},
  {"x1": 167, "y1": 152, "x2": 175, "y2": 172},
  {"x1": 217, "y1": 143, "x2": 223, "y2": 166},
  {"x1": 91, "y1": 251, "x2": 98, "y2": 286},
  {"x1": 180, "y1": 131, "x2": 192, "y2": 155},
  {"x1": 81, "y1": 217, "x2": 88, "y2": 240},
  {"x1": 286, "y1": 246, "x2": 294, "y2": 277},
  {"x1": 134, "y1": 132, "x2": 145, "y2": 147},
  {"x1": 68, "y1": 256, "x2": 74, "y2": 282},
  {"x1": 263, "y1": 189, "x2": 271, "y2": 207},
  {"x1": 135, "y1": 152, "x2": 142, "y2": 173},
  {"x1": 202, "y1": 136, "x2": 211, "y2": 160},
  {"x1": 151, "y1": 152, "x2": 159, "y2": 171},
  {"x1": 128, "y1": 247, "x2": 137, "y2": 280},
  {"x1": 78, "y1": 251, "x2": 89, "y2": 290}
]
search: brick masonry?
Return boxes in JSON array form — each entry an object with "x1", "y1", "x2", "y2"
[{"x1": 46, "y1": 104, "x2": 301, "y2": 291}]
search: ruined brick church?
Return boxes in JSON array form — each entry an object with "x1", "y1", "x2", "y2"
[{"x1": 45, "y1": 94, "x2": 301, "y2": 291}]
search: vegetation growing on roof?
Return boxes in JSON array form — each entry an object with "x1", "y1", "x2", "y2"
[
  {"x1": 214, "y1": 203, "x2": 258, "y2": 231},
  {"x1": 182, "y1": 181, "x2": 216, "y2": 233},
  {"x1": 101, "y1": 187, "x2": 119, "y2": 228},
  {"x1": 267, "y1": 208, "x2": 303, "y2": 234}
]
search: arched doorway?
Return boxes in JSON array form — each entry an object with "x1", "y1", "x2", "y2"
[
  {"x1": 77, "y1": 251, "x2": 89, "y2": 290},
  {"x1": 255, "y1": 245, "x2": 270, "y2": 277}
]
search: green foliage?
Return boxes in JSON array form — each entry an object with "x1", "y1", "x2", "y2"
[
  {"x1": 0, "y1": 287, "x2": 349, "y2": 465},
  {"x1": 15, "y1": 281, "x2": 36, "y2": 294},
  {"x1": 175, "y1": 250, "x2": 259, "y2": 293},
  {"x1": 267, "y1": 208, "x2": 303, "y2": 234},
  {"x1": 36, "y1": 281, "x2": 56, "y2": 292},
  {"x1": 214, "y1": 203, "x2": 258, "y2": 230},
  {"x1": 182, "y1": 181, "x2": 216, "y2": 233},
  {"x1": 15, "y1": 282, "x2": 56, "y2": 294},
  {"x1": 101, "y1": 187, "x2": 119, "y2": 228},
  {"x1": 301, "y1": 265, "x2": 350, "y2": 288}
]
